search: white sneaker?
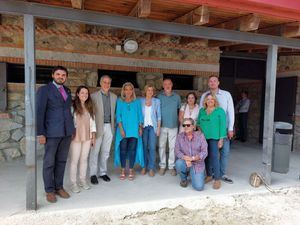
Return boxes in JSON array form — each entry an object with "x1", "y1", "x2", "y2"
[
  {"x1": 79, "y1": 181, "x2": 91, "y2": 190},
  {"x1": 71, "y1": 184, "x2": 80, "y2": 193}
]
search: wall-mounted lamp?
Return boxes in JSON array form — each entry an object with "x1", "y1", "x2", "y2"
[{"x1": 123, "y1": 38, "x2": 139, "y2": 54}]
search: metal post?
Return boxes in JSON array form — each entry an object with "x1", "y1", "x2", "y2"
[
  {"x1": 262, "y1": 45, "x2": 278, "y2": 185},
  {"x1": 24, "y1": 14, "x2": 37, "y2": 210}
]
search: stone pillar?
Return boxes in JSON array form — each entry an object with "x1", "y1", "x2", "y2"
[{"x1": 136, "y1": 72, "x2": 163, "y2": 91}]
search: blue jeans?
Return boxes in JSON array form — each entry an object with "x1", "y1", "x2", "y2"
[
  {"x1": 220, "y1": 137, "x2": 230, "y2": 177},
  {"x1": 142, "y1": 126, "x2": 157, "y2": 170},
  {"x1": 205, "y1": 139, "x2": 221, "y2": 180},
  {"x1": 120, "y1": 137, "x2": 137, "y2": 169},
  {"x1": 175, "y1": 159, "x2": 205, "y2": 191},
  {"x1": 43, "y1": 136, "x2": 71, "y2": 193}
]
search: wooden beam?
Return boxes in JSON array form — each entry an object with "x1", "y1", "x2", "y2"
[
  {"x1": 214, "y1": 13, "x2": 260, "y2": 31},
  {"x1": 129, "y1": 0, "x2": 151, "y2": 18},
  {"x1": 179, "y1": 37, "x2": 208, "y2": 47},
  {"x1": 282, "y1": 22, "x2": 300, "y2": 38},
  {"x1": 71, "y1": 0, "x2": 84, "y2": 10},
  {"x1": 224, "y1": 44, "x2": 266, "y2": 52},
  {"x1": 208, "y1": 40, "x2": 240, "y2": 48},
  {"x1": 174, "y1": 5, "x2": 209, "y2": 26}
]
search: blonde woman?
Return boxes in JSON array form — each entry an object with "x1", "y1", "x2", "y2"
[
  {"x1": 197, "y1": 93, "x2": 226, "y2": 190},
  {"x1": 140, "y1": 84, "x2": 161, "y2": 177},
  {"x1": 114, "y1": 82, "x2": 144, "y2": 180}
]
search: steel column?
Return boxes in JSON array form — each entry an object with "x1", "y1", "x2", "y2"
[
  {"x1": 262, "y1": 45, "x2": 278, "y2": 185},
  {"x1": 24, "y1": 14, "x2": 37, "y2": 210}
]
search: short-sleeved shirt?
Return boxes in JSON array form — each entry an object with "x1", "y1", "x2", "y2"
[{"x1": 157, "y1": 91, "x2": 181, "y2": 128}]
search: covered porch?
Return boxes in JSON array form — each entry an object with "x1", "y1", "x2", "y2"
[{"x1": 1, "y1": 0, "x2": 300, "y2": 212}]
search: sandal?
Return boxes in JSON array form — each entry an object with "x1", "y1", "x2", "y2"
[
  {"x1": 119, "y1": 169, "x2": 126, "y2": 180},
  {"x1": 128, "y1": 169, "x2": 135, "y2": 181}
]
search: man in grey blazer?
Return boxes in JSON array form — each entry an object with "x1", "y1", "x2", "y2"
[{"x1": 89, "y1": 75, "x2": 117, "y2": 184}]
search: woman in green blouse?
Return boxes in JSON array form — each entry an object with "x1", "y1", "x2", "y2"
[{"x1": 197, "y1": 93, "x2": 227, "y2": 189}]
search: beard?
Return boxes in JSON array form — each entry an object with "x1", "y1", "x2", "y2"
[{"x1": 53, "y1": 78, "x2": 64, "y2": 85}]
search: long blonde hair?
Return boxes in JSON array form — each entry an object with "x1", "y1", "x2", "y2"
[
  {"x1": 203, "y1": 93, "x2": 219, "y2": 109},
  {"x1": 120, "y1": 82, "x2": 136, "y2": 101}
]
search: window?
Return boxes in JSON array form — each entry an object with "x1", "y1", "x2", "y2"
[
  {"x1": 7, "y1": 64, "x2": 54, "y2": 84},
  {"x1": 98, "y1": 70, "x2": 138, "y2": 87},
  {"x1": 163, "y1": 74, "x2": 194, "y2": 90}
]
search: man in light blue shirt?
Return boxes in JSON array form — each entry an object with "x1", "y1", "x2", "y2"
[
  {"x1": 199, "y1": 75, "x2": 235, "y2": 184},
  {"x1": 157, "y1": 79, "x2": 181, "y2": 176}
]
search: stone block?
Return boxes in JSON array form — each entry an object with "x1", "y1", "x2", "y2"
[
  {"x1": 0, "y1": 119, "x2": 23, "y2": 132},
  {"x1": 0, "y1": 131, "x2": 10, "y2": 143},
  {"x1": 12, "y1": 129, "x2": 24, "y2": 142},
  {"x1": 0, "y1": 142, "x2": 19, "y2": 150},
  {"x1": 86, "y1": 71, "x2": 98, "y2": 87},
  {"x1": 3, "y1": 148, "x2": 21, "y2": 160},
  {"x1": 17, "y1": 110, "x2": 25, "y2": 117},
  {"x1": 0, "y1": 151, "x2": 5, "y2": 162},
  {"x1": 13, "y1": 115, "x2": 24, "y2": 125}
]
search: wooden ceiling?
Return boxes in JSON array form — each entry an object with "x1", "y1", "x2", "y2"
[{"x1": 17, "y1": 0, "x2": 300, "y2": 55}]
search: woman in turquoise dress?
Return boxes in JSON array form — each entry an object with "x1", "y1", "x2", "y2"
[{"x1": 114, "y1": 82, "x2": 144, "y2": 180}]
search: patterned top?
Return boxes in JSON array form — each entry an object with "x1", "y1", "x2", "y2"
[{"x1": 175, "y1": 131, "x2": 208, "y2": 173}]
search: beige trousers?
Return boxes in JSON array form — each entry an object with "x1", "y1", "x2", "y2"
[{"x1": 69, "y1": 140, "x2": 91, "y2": 184}]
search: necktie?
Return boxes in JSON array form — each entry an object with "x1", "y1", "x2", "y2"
[{"x1": 59, "y1": 86, "x2": 67, "y2": 101}]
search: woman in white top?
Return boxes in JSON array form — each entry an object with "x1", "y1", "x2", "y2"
[
  {"x1": 70, "y1": 86, "x2": 96, "y2": 193},
  {"x1": 140, "y1": 84, "x2": 161, "y2": 177},
  {"x1": 178, "y1": 92, "x2": 200, "y2": 133}
]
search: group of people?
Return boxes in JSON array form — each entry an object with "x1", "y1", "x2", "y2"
[{"x1": 37, "y1": 65, "x2": 236, "y2": 203}]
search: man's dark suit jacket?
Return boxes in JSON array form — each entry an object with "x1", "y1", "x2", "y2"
[{"x1": 37, "y1": 82, "x2": 75, "y2": 138}]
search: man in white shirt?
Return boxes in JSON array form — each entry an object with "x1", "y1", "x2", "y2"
[{"x1": 199, "y1": 75, "x2": 235, "y2": 184}]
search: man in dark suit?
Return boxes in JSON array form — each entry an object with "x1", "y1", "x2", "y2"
[{"x1": 37, "y1": 66, "x2": 75, "y2": 203}]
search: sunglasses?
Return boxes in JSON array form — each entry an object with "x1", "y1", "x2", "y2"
[{"x1": 182, "y1": 124, "x2": 192, "y2": 127}]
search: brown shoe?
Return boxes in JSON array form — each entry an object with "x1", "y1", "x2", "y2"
[
  {"x1": 213, "y1": 180, "x2": 221, "y2": 189},
  {"x1": 205, "y1": 176, "x2": 213, "y2": 184},
  {"x1": 56, "y1": 188, "x2": 70, "y2": 199},
  {"x1": 158, "y1": 168, "x2": 166, "y2": 176},
  {"x1": 170, "y1": 169, "x2": 177, "y2": 176},
  {"x1": 148, "y1": 169, "x2": 155, "y2": 177},
  {"x1": 141, "y1": 168, "x2": 147, "y2": 175},
  {"x1": 180, "y1": 180, "x2": 188, "y2": 188},
  {"x1": 46, "y1": 192, "x2": 57, "y2": 203}
]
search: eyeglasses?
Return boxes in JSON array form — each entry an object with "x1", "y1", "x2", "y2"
[{"x1": 182, "y1": 124, "x2": 192, "y2": 127}]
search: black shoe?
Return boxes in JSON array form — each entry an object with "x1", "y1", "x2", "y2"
[
  {"x1": 90, "y1": 175, "x2": 98, "y2": 185},
  {"x1": 222, "y1": 175, "x2": 233, "y2": 184},
  {"x1": 180, "y1": 180, "x2": 188, "y2": 188},
  {"x1": 99, "y1": 175, "x2": 111, "y2": 182}
]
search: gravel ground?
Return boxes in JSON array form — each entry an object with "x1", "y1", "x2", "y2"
[{"x1": 1, "y1": 187, "x2": 300, "y2": 225}]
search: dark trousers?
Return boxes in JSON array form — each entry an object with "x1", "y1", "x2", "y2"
[
  {"x1": 238, "y1": 113, "x2": 248, "y2": 141},
  {"x1": 120, "y1": 137, "x2": 137, "y2": 169},
  {"x1": 43, "y1": 136, "x2": 71, "y2": 193}
]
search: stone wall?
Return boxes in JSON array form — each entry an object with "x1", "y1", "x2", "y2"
[{"x1": 0, "y1": 14, "x2": 217, "y2": 162}]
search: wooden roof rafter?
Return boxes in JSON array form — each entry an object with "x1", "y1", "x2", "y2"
[
  {"x1": 214, "y1": 13, "x2": 260, "y2": 32},
  {"x1": 128, "y1": 0, "x2": 151, "y2": 18},
  {"x1": 70, "y1": 0, "x2": 85, "y2": 10},
  {"x1": 174, "y1": 5, "x2": 209, "y2": 26}
]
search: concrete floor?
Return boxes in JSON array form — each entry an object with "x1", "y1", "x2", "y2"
[{"x1": 1, "y1": 141, "x2": 300, "y2": 218}]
